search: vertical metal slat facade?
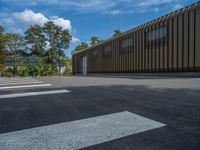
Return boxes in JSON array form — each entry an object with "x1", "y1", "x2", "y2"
[{"x1": 72, "y1": 2, "x2": 200, "y2": 75}]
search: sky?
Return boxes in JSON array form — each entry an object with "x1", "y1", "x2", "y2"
[{"x1": 0, "y1": 0, "x2": 199, "y2": 57}]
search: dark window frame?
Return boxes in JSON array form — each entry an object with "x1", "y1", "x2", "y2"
[
  {"x1": 92, "y1": 48, "x2": 98, "y2": 57},
  {"x1": 145, "y1": 25, "x2": 167, "y2": 49},
  {"x1": 103, "y1": 44, "x2": 112, "y2": 57},
  {"x1": 120, "y1": 35, "x2": 134, "y2": 53}
]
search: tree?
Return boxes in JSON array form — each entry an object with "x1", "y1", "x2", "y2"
[
  {"x1": 0, "y1": 25, "x2": 7, "y2": 76},
  {"x1": 6, "y1": 33, "x2": 25, "y2": 76},
  {"x1": 55, "y1": 27, "x2": 71, "y2": 75},
  {"x1": 113, "y1": 28, "x2": 122, "y2": 37},
  {"x1": 64, "y1": 57, "x2": 72, "y2": 75},
  {"x1": 0, "y1": 25, "x2": 3, "y2": 33},
  {"x1": 74, "y1": 42, "x2": 89, "y2": 52},
  {"x1": 1, "y1": 22, "x2": 72, "y2": 77},
  {"x1": 43, "y1": 21, "x2": 60, "y2": 74},
  {"x1": 90, "y1": 36, "x2": 101, "y2": 46},
  {"x1": 25, "y1": 25, "x2": 46, "y2": 57},
  {"x1": 43, "y1": 21, "x2": 57, "y2": 73},
  {"x1": 43, "y1": 21, "x2": 71, "y2": 75}
]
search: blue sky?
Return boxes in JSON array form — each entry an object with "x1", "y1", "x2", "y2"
[{"x1": 0, "y1": 0, "x2": 199, "y2": 57}]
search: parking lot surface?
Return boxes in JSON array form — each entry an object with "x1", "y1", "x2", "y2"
[{"x1": 0, "y1": 76, "x2": 200, "y2": 150}]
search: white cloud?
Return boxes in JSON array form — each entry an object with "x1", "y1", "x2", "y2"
[
  {"x1": 108, "y1": 10, "x2": 122, "y2": 15},
  {"x1": 42, "y1": 0, "x2": 116, "y2": 12},
  {"x1": 172, "y1": 4, "x2": 183, "y2": 11},
  {"x1": 103, "y1": 9, "x2": 134, "y2": 15},
  {"x1": 50, "y1": 16, "x2": 72, "y2": 31},
  {"x1": 1, "y1": 0, "x2": 37, "y2": 6},
  {"x1": 13, "y1": 9, "x2": 48, "y2": 26},
  {"x1": 136, "y1": 0, "x2": 173, "y2": 8},
  {"x1": 9, "y1": 27, "x2": 24, "y2": 34},
  {"x1": 0, "y1": 9, "x2": 79, "y2": 43},
  {"x1": 1, "y1": 0, "x2": 185, "y2": 15},
  {"x1": 38, "y1": 0, "x2": 183, "y2": 15},
  {"x1": 72, "y1": 37, "x2": 81, "y2": 43},
  {"x1": 13, "y1": 9, "x2": 72, "y2": 31},
  {"x1": 0, "y1": 18, "x2": 14, "y2": 26},
  {"x1": 0, "y1": 17, "x2": 23, "y2": 34}
]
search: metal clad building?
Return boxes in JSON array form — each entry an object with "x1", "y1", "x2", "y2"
[{"x1": 72, "y1": 2, "x2": 200, "y2": 75}]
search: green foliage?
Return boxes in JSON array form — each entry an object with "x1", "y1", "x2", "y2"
[
  {"x1": 113, "y1": 28, "x2": 122, "y2": 37},
  {"x1": 5, "y1": 33, "x2": 25, "y2": 76},
  {"x1": 20, "y1": 57, "x2": 55, "y2": 77},
  {"x1": 0, "y1": 25, "x2": 7, "y2": 76},
  {"x1": 0, "y1": 25, "x2": 4, "y2": 33},
  {"x1": 73, "y1": 42, "x2": 89, "y2": 53},
  {"x1": 5, "y1": 68, "x2": 14, "y2": 77},
  {"x1": 2, "y1": 22, "x2": 109, "y2": 77},
  {"x1": 0, "y1": 25, "x2": 6, "y2": 51},
  {"x1": 64, "y1": 58, "x2": 72, "y2": 75},
  {"x1": 90, "y1": 36, "x2": 101, "y2": 46},
  {"x1": 1, "y1": 21, "x2": 74, "y2": 77},
  {"x1": 6, "y1": 33, "x2": 25, "y2": 53},
  {"x1": 43, "y1": 21, "x2": 71, "y2": 75},
  {"x1": 25, "y1": 25, "x2": 46, "y2": 57}
]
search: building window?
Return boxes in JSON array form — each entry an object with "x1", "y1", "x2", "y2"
[
  {"x1": 92, "y1": 49, "x2": 97, "y2": 56},
  {"x1": 146, "y1": 26, "x2": 167, "y2": 48},
  {"x1": 121, "y1": 38, "x2": 133, "y2": 49},
  {"x1": 103, "y1": 45, "x2": 112, "y2": 57}
]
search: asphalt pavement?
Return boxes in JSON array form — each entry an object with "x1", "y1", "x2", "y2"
[{"x1": 0, "y1": 76, "x2": 200, "y2": 150}]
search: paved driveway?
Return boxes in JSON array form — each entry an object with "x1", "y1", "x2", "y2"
[{"x1": 0, "y1": 76, "x2": 199, "y2": 150}]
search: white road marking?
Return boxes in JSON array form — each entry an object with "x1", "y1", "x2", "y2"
[
  {"x1": 0, "y1": 77, "x2": 35, "y2": 79},
  {"x1": 0, "y1": 81, "x2": 43, "y2": 86},
  {"x1": 0, "y1": 111, "x2": 166, "y2": 150},
  {"x1": 0, "y1": 90, "x2": 70, "y2": 99},
  {"x1": 0, "y1": 80, "x2": 40, "y2": 83},
  {"x1": 0, "y1": 78, "x2": 36, "y2": 81},
  {"x1": 0, "y1": 84, "x2": 51, "y2": 90},
  {"x1": 0, "y1": 78, "x2": 38, "y2": 81},
  {"x1": 0, "y1": 78, "x2": 41, "y2": 84}
]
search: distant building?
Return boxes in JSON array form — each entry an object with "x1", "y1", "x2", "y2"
[
  {"x1": 4, "y1": 50, "x2": 38, "y2": 67},
  {"x1": 73, "y1": 2, "x2": 200, "y2": 76}
]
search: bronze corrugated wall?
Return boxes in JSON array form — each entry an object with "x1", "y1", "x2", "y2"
[{"x1": 72, "y1": 2, "x2": 200, "y2": 75}]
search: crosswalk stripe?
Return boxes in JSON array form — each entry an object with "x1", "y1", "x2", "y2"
[
  {"x1": 0, "y1": 78, "x2": 40, "y2": 83},
  {"x1": 0, "y1": 78, "x2": 44, "y2": 87},
  {"x1": 0, "y1": 90, "x2": 70, "y2": 99},
  {"x1": 0, "y1": 111, "x2": 165, "y2": 150},
  {"x1": 0, "y1": 77, "x2": 36, "y2": 80},
  {"x1": 0, "y1": 84, "x2": 51, "y2": 90},
  {"x1": 0, "y1": 81, "x2": 43, "y2": 86},
  {"x1": 0, "y1": 80, "x2": 41, "y2": 83},
  {"x1": 0, "y1": 79, "x2": 38, "y2": 82}
]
